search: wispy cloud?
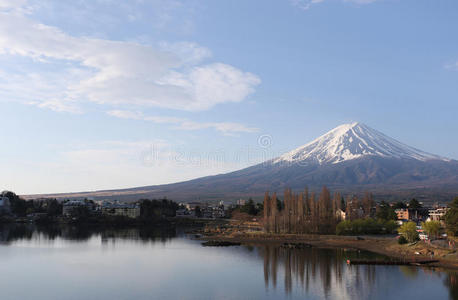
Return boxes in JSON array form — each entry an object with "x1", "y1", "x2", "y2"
[
  {"x1": 291, "y1": 0, "x2": 378, "y2": 10},
  {"x1": 107, "y1": 110, "x2": 259, "y2": 135},
  {"x1": 0, "y1": 1, "x2": 261, "y2": 113},
  {"x1": 291, "y1": 0, "x2": 325, "y2": 10},
  {"x1": 444, "y1": 61, "x2": 458, "y2": 70}
]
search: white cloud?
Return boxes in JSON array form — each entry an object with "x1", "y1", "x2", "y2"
[
  {"x1": 159, "y1": 41, "x2": 212, "y2": 65},
  {"x1": 291, "y1": 0, "x2": 377, "y2": 10},
  {"x1": 0, "y1": 2, "x2": 260, "y2": 112},
  {"x1": 36, "y1": 100, "x2": 82, "y2": 114},
  {"x1": 0, "y1": 0, "x2": 27, "y2": 10},
  {"x1": 107, "y1": 110, "x2": 259, "y2": 135}
]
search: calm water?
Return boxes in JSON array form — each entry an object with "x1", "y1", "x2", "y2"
[{"x1": 0, "y1": 225, "x2": 456, "y2": 300}]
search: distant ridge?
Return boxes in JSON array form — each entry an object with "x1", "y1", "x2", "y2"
[{"x1": 23, "y1": 123, "x2": 458, "y2": 203}]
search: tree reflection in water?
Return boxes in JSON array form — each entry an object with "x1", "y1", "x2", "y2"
[
  {"x1": 0, "y1": 223, "x2": 177, "y2": 245},
  {"x1": 259, "y1": 245, "x2": 458, "y2": 299},
  {"x1": 444, "y1": 272, "x2": 458, "y2": 300}
]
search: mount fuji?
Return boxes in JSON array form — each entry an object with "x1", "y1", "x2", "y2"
[
  {"x1": 271, "y1": 122, "x2": 448, "y2": 166},
  {"x1": 26, "y1": 123, "x2": 458, "y2": 203}
]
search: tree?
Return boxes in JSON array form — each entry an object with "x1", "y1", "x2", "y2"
[
  {"x1": 335, "y1": 218, "x2": 398, "y2": 235},
  {"x1": 409, "y1": 198, "x2": 422, "y2": 209},
  {"x1": 240, "y1": 198, "x2": 257, "y2": 215},
  {"x1": 362, "y1": 192, "x2": 374, "y2": 218},
  {"x1": 445, "y1": 197, "x2": 458, "y2": 236},
  {"x1": 393, "y1": 201, "x2": 407, "y2": 209},
  {"x1": 398, "y1": 222, "x2": 419, "y2": 243},
  {"x1": 376, "y1": 201, "x2": 397, "y2": 221},
  {"x1": 1, "y1": 191, "x2": 28, "y2": 216},
  {"x1": 276, "y1": 197, "x2": 283, "y2": 211},
  {"x1": 421, "y1": 221, "x2": 441, "y2": 239},
  {"x1": 46, "y1": 199, "x2": 63, "y2": 216},
  {"x1": 139, "y1": 198, "x2": 178, "y2": 220},
  {"x1": 340, "y1": 196, "x2": 346, "y2": 212},
  {"x1": 69, "y1": 206, "x2": 91, "y2": 219},
  {"x1": 195, "y1": 206, "x2": 202, "y2": 218}
]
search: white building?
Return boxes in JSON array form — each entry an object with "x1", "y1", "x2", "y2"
[
  {"x1": 62, "y1": 200, "x2": 94, "y2": 216},
  {"x1": 427, "y1": 207, "x2": 450, "y2": 225},
  {"x1": 237, "y1": 199, "x2": 246, "y2": 206}
]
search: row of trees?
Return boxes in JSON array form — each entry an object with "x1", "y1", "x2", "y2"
[
  {"x1": 336, "y1": 218, "x2": 398, "y2": 235},
  {"x1": 1, "y1": 191, "x2": 180, "y2": 224},
  {"x1": 263, "y1": 187, "x2": 377, "y2": 234},
  {"x1": 1, "y1": 191, "x2": 62, "y2": 217}
]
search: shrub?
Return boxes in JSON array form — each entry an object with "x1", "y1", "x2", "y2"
[
  {"x1": 336, "y1": 220, "x2": 353, "y2": 235},
  {"x1": 398, "y1": 235, "x2": 408, "y2": 244},
  {"x1": 398, "y1": 221, "x2": 419, "y2": 243},
  {"x1": 421, "y1": 221, "x2": 441, "y2": 239},
  {"x1": 384, "y1": 220, "x2": 398, "y2": 234},
  {"x1": 336, "y1": 218, "x2": 399, "y2": 235}
]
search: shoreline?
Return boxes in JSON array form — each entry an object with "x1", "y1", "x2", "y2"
[{"x1": 200, "y1": 232, "x2": 458, "y2": 270}]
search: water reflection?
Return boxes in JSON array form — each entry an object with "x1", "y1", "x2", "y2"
[
  {"x1": 444, "y1": 272, "x2": 458, "y2": 300},
  {"x1": 0, "y1": 224, "x2": 457, "y2": 300},
  {"x1": 259, "y1": 244, "x2": 458, "y2": 300},
  {"x1": 0, "y1": 223, "x2": 177, "y2": 245}
]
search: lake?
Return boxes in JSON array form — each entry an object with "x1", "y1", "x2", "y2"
[{"x1": 0, "y1": 225, "x2": 456, "y2": 300}]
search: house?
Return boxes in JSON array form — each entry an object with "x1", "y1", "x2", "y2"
[
  {"x1": 395, "y1": 208, "x2": 429, "y2": 223},
  {"x1": 236, "y1": 199, "x2": 246, "y2": 206},
  {"x1": 0, "y1": 196, "x2": 11, "y2": 215},
  {"x1": 395, "y1": 208, "x2": 410, "y2": 221},
  {"x1": 101, "y1": 201, "x2": 140, "y2": 219},
  {"x1": 427, "y1": 207, "x2": 450, "y2": 225},
  {"x1": 212, "y1": 205, "x2": 226, "y2": 218},
  {"x1": 185, "y1": 202, "x2": 204, "y2": 210},
  {"x1": 63, "y1": 200, "x2": 95, "y2": 216},
  {"x1": 335, "y1": 209, "x2": 346, "y2": 221},
  {"x1": 201, "y1": 205, "x2": 214, "y2": 219},
  {"x1": 176, "y1": 208, "x2": 190, "y2": 217}
]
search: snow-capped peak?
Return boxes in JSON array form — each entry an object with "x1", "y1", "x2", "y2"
[{"x1": 273, "y1": 122, "x2": 448, "y2": 165}]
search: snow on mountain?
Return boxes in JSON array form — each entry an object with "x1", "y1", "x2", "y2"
[{"x1": 273, "y1": 122, "x2": 448, "y2": 165}]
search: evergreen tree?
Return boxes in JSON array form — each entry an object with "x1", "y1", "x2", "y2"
[{"x1": 408, "y1": 198, "x2": 422, "y2": 209}]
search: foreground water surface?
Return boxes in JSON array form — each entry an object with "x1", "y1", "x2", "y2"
[{"x1": 0, "y1": 225, "x2": 456, "y2": 300}]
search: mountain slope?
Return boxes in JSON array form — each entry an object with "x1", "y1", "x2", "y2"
[{"x1": 24, "y1": 123, "x2": 458, "y2": 203}]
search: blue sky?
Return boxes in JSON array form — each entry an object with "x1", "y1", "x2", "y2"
[{"x1": 1, "y1": 0, "x2": 457, "y2": 194}]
